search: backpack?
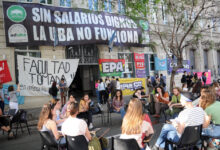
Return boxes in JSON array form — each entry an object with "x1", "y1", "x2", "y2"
[{"x1": 88, "y1": 137, "x2": 102, "y2": 150}]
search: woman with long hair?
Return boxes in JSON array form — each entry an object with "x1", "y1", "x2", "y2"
[
  {"x1": 77, "y1": 94, "x2": 93, "y2": 129},
  {"x1": 62, "y1": 102, "x2": 92, "y2": 141},
  {"x1": 50, "y1": 99, "x2": 66, "y2": 126},
  {"x1": 38, "y1": 104, "x2": 65, "y2": 144},
  {"x1": 112, "y1": 90, "x2": 125, "y2": 118},
  {"x1": 120, "y1": 98, "x2": 154, "y2": 150},
  {"x1": 199, "y1": 89, "x2": 220, "y2": 139},
  {"x1": 153, "y1": 86, "x2": 169, "y2": 118}
]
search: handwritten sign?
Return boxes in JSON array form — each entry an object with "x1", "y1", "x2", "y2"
[{"x1": 17, "y1": 55, "x2": 79, "y2": 96}]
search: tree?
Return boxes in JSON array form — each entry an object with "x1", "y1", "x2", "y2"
[{"x1": 125, "y1": 0, "x2": 218, "y2": 90}]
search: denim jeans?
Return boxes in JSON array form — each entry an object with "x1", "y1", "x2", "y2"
[
  {"x1": 155, "y1": 124, "x2": 180, "y2": 150},
  {"x1": 114, "y1": 107, "x2": 126, "y2": 118},
  {"x1": 202, "y1": 124, "x2": 220, "y2": 137},
  {"x1": 96, "y1": 89, "x2": 100, "y2": 103}
]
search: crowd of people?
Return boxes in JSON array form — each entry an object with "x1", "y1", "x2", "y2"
[{"x1": 1, "y1": 72, "x2": 220, "y2": 150}]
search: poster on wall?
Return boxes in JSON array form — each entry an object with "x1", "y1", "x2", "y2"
[
  {"x1": 99, "y1": 59, "x2": 125, "y2": 77},
  {"x1": 17, "y1": 55, "x2": 79, "y2": 96},
  {"x1": 168, "y1": 59, "x2": 190, "y2": 74},
  {"x1": 2, "y1": 1, "x2": 148, "y2": 47},
  {"x1": 119, "y1": 78, "x2": 146, "y2": 96},
  {"x1": 0, "y1": 60, "x2": 12, "y2": 83},
  {"x1": 194, "y1": 72, "x2": 211, "y2": 85},
  {"x1": 134, "y1": 53, "x2": 146, "y2": 78},
  {"x1": 155, "y1": 57, "x2": 167, "y2": 71}
]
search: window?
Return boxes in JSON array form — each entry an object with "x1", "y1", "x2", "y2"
[
  {"x1": 189, "y1": 49, "x2": 196, "y2": 70},
  {"x1": 66, "y1": 45, "x2": 98, "y2": 65},
  {"x1": 40, "y1": 0, "x2": 52, "y2": 4},
  {"x1": 118, "y1": 53, "x2": 135, "y2": 78},
  {"x1": 118, "y1": 0, "x2": 125, "y2": 14},
  {"x1": 88, "y1": 0, "x2": 98, "y2": 11},
  {"x1": 217, "y1": 51, "x2": 220, "y2": 75},
  {"x1": 104, "y1": 0, "x2": 112, "y2": 13},
  {"x1": 149, "y1": 54, "x2": 155, "y2": 71},
  {"x1": 60, "y1": 0, "x2": 71, "y2": 7},
  {"x1": 150, "y1": 5, "x2": 157, "y2": 23},
  {"x1": 15, "y1": 46, "x2": 41, "y2": 83},
  {"x1": 18, "y1": 0, "x2": 32, "y2": 2},
  {"x1": 161, "y1": 4, "x2": 168, "y2": 24},
  {"x1": 203, "y1": 50, "x2": 209, "y2": 71}
]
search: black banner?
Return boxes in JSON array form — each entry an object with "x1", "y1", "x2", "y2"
[{"x1": 3, "y1": 1, "x2": 148, "y2": 47}]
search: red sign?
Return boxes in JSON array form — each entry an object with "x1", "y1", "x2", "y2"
[
  {"x1": 134, "y1": 53, "x2": 145, "y2": 69},
  {"x1": 0, "y1": 60, "x2": 12, "y2": 83}
]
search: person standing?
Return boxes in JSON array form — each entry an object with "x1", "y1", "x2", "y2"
[
  {"x1": 186, "y1": 72, "x2": 193, "y2": 91},
  {"x1": 0, "y1": 83, "x2": 4, "y2": 114},
  {"x1": 110, "y1": 76, "x2": 117, "y2": 99},
  {"x1": 8, "y1": 84, "x2": 20, "y2": 113},
  {"x1": 159, "y1": 74, "x2": 166, "y2": 89},
  {"x1": 95, "y1": 80, "x2": 100, "y2": 104},
  {"x1": 116, "y1": 78, "x2": 121, "y2": 90},
  {"x1": 181, "y1": 71, "x2": 187, "y2": 87},
  {"x1": 202, "y1": 72, "x2": 207, "y2": 86},
  {"x1": 98, "y1": 79, "x2": 106, "y2": 104},
  {"x1": 59, "y1": 78, "x2": 67, "y2": 106},
  {"x1": 49, "y1": 81, "x2": 58, "y2": 99}
]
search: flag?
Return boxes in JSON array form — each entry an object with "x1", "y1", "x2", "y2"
[
  {"x1": 155, "y1": 57, "x2": 167, "y2": 71},
  {"x1": 108, "y1": 31, "x2": 116, "y2": 52},
  {"x1": 54, "y1": 27, "x2": 58, "y2": 47}
]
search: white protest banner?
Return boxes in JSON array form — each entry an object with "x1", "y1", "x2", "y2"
[{"x1": 17, "y1": 55, "x2": 79, "y2": 96}]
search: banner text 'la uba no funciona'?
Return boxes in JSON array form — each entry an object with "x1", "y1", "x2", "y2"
[
  {"x1": 3, "y1": 1, "x2": 147, "y2": 46},
  {"x1": 17, "y1": 55, "x2": 79, "y2": 96}
]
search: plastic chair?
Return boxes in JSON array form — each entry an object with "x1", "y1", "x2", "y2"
[
  {"x1": 165, "y1": 125, "x2": 202, "y2": 150},
  {"x1": 39, "y1": 131, "x2": 66, "y2": 150},
  {"x1": 66, "y1": 135, "x2": 88, "y2": 150},
  {"x1": 19, "y1": 110, "x2": 31, "y2": 135},
  {"x1": 112, "y1": 137, "x2": 140, "y2": 150}
]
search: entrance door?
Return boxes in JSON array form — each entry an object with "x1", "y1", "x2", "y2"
[{"x1": 66, "y1": 45, "x2": 99, "y2": 96}]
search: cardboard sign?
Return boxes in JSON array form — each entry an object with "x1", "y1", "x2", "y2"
[
  {"x1": 0, "y1": 60, "x2": 12, "y2": 84},
  {"x1": 99, "y1": 59, "x2": 125, "y2": 77}
]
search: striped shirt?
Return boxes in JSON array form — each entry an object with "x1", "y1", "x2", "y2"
[{"x1": 176, "y1": 107, "x2": 205, "y2": 127}]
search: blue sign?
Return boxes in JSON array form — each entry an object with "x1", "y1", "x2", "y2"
[
  {"x1": 2, "y1": 84, "x2": 24, "y2": 105},
  {"x1": 155, "y1": 57, "x2": 167, "y2": 71}
]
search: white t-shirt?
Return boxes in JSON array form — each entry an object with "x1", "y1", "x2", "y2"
[
  {"x1": 120, "y1": 121, "x2": 154, "y2": 148},
  {"x1": 176, "y1": 107, "x2": 205, "y2": 127},
  {"x1": 116, "y1": 81, "x2": 121, "y2": 90},
  {"x1": 61, "y1": 116, "x2": 88, "y2": 140}
]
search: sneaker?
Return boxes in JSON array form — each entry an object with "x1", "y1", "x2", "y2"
[
  {"x1": 89, "y1": 123, "x2": 94, "y2": 130},
  {"x1": 151, "y1": 145, "x2": 159, "y2": 150},
  {"x1": 98, "y1": 103, "x2": 104, "y2": 111}
]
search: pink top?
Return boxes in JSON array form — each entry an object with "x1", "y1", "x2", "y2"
[{"x1": 95, "y1": 83, "x2": 99, "y2": 89}]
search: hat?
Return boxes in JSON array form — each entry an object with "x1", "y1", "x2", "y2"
[{"x1": 180, "y1": 92, "x2": 193, "y2": 102}]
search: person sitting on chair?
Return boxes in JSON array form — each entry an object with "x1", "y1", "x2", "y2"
[
  {"x1": 0, "y1": 107, "x2": 14, "y2": 138},
  {"x1": 153, "y1": 86, "x2": 169, "y2": 118},
  {"x1": 112, "y1": 90, "x2": 126, "y2": 118},
  {"x1": 166, "y1": 87, "x2": 183, "y2": 118},
  {"x1": 77, "y1": 94, "x2": 94, "y2": 129},
  {"x1": 50, "y1": 99, "x2": 66, "y2": 127},
  {"x1": 199, "y1": 89, "x2": 220, "y2": 148},
  {"x1": 62, "y1": 102, "x2": 92, "y2": 141},
  {"x1": 38, "y1": 104, "x2": 66, "y2": 145},
  {"x1": 152, "y1": 92, "x2": 206, "y2": 150},
  {"x1": 61, "y1": 94, "x2": 76, "y2": 118},
  {"x1": 120, "y1": 98, "x2": 154, "y2": 150}
]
